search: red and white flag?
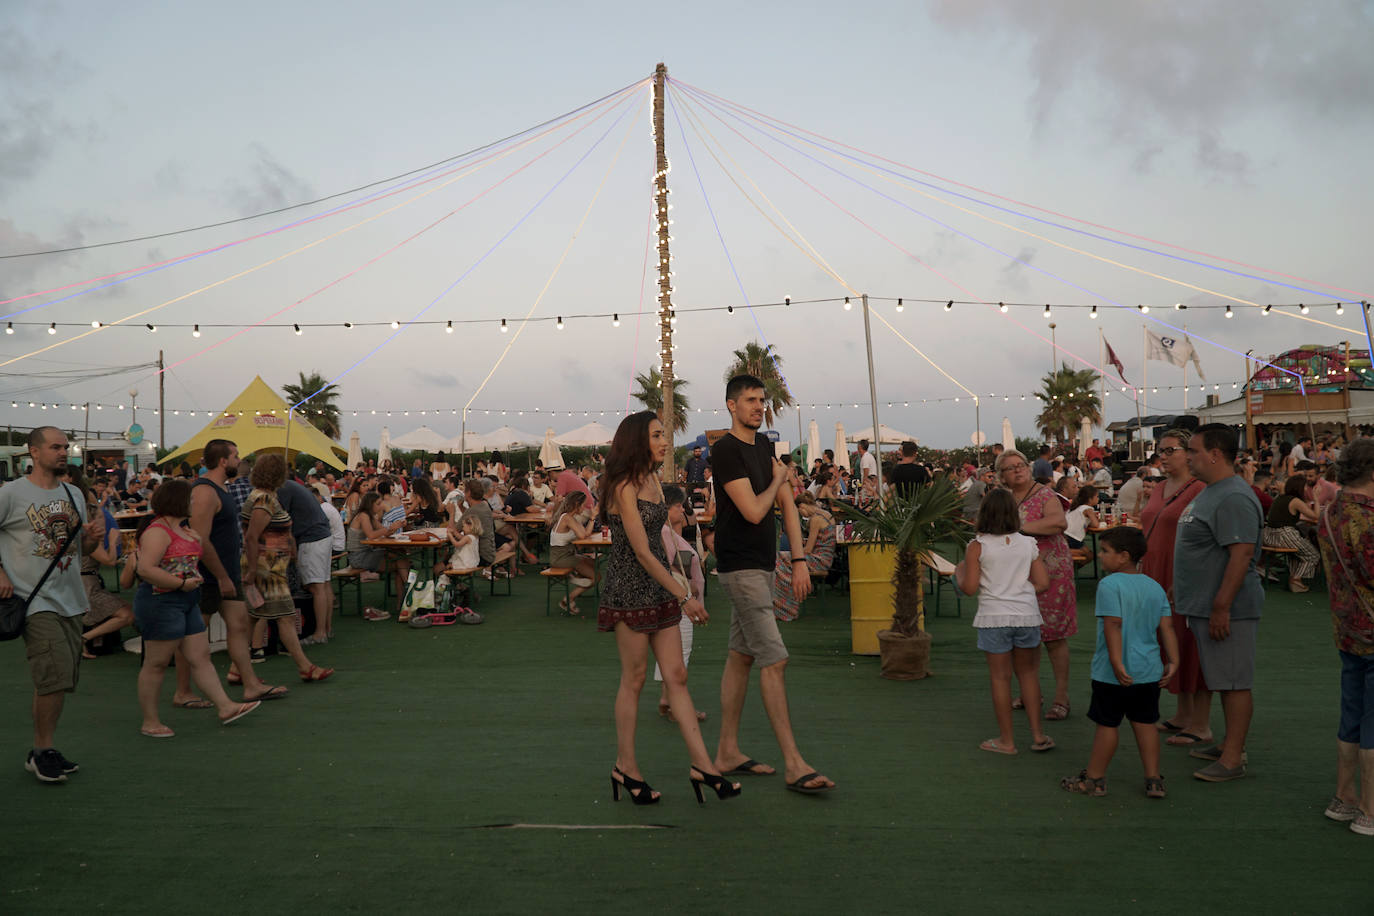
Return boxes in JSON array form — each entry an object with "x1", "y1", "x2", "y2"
[{"x1": 1103, "y1": 336, "x2": 1129, "y2": 384}]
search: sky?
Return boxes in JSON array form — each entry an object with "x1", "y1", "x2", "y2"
[{"x1": 2, "y1": 0, "x2": 1372, "y2": 454}]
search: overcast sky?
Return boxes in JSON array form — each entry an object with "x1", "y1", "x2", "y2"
[{"x1": 2, "y1": 0, "x2": 1371, "y2": 453}]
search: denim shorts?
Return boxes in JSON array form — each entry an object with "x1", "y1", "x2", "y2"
[
  {"x1": 975, "y1": 625, "x2": 1042, "y2": 654},
  {"x1": 1338, "y1": 651, "x2": 1374, "y2": 749},
  {"x1": 133, "y1": 583, "x2": 206, "y2": 642}
]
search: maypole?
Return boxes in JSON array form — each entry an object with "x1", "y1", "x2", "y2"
[{"x1": 653, "y1": 62, "x2": 677, "y2": 482}]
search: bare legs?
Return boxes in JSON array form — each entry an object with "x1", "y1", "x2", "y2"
[
  {"x1": 139, "y1": 634, "x2": 240, "y2": 732},
  {"x1": 1336, "y1": 740, "x2": 1361, "y2": 809},
  {"x1": 568, "y1": 557, "x2": 598, "y2": 606},
  {"x1": 307, "y1": 581, "x2": 332, "y2": 641},
  {"x1": 714, "y1": 649, "x2": 833, "y2": 788},
  {"x1": 612, "y1": 623, "x2": 724, "y2": 797},
  {"x1": 1044, "y1": 638, "x2": 1071, "y2": 709},
  {"x1": 1214, "y1": 689, "x2": 1253, "y2": 770},
  {"x1": 985, "y1": 648, "x2": 1046, "y2": 751},
  {"x1": 32, "y1": 691, "x2": 64, "y2": 748},
  {"x1": 223, "y1": 601, "x2": 280, "y2": 699}
]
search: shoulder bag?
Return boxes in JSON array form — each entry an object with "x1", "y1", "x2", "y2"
[{"x1": 0, "y1": 483, "x2": 82, "y2": 641}]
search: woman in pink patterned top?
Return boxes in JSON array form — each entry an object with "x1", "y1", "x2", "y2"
[
  {"x1": 997, "y1": 449, "x2": 1077, "y2": 720},
  {"x1": 1315, "y1": 437, "x2": 1374, "y2": 835}
]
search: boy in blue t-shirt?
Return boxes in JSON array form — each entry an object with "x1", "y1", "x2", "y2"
[{"x1": 1061, "y1": 527, "x2": 1179, "y2": 799}]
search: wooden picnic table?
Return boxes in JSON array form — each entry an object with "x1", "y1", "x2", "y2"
[{"x1": 1083, "y1": 520, "x2": 1141, "y2": 577}]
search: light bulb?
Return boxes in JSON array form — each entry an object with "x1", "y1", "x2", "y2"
[
  {"x1": 1225, "y1": 305, "x2": 1233, "y2": 318},
  {"x1": 843, "y1": 297, "x2": 852, "y2": 311},
  {"x1": 1336, "y1": 303, "x2": 1345, "y2": 315},
  {"x1": 445, "y1": 321, "x2": 453, "y2": 334},
  {"x1": 556, "y1": 317, "x2": 564, "y2": 330},
  {"x1": 1090, "y1": 305, "x2": 1097, "y2": 319},
  {"x1": 47, "y1": 322, "x2": 55, "y2": 335},
  {"x1": 944, "y1": 300, "x2": 953, "y2": 312},
  {"x1": 895, "y1": 298, "x2": 903, "y2": 312},
  {"x1": 147, "y1": 323, "x2": 156, "y2": 332},
  {"x1": 612, "y1": 313, "x2": 620, "y2": 327},
  {"x1": 1043, "y1": 305, "x2": 1052, "y2": 318},
  {"x1": 4, "y1": 323, "x2": 11, "y2": 334},
  {"x1": 91, "y1": 320, "x2": 101, "y2": 328},
  {"x1": 1138, "y1": 304, "x2": 1149, "y2": 314},
  {"x1": 998, "y1": 302, "x2": 1008, "y2": 313},
  {"x1": 500, "y1": 319, "x2": 508, "y2": 333},
  {"x1": 1262, "y1": 305, "x2": 1271, "y2": 316},
  {"x1": 294, "y1": 324, "x2": 302, "y2": 335},
  {"x1": 390, "y1": 320, "x2": 400, "y2": 329},
  {"x1": 1300, "y1": 303, "x2": 1309, "y2": 314},
  {"x1": 192, "y1": 324, "x2": 201, "y2": 338}
]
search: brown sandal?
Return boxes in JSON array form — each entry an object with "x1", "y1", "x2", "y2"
[
  {"x1": 1045, "y1": 702, "x2": 1071, "y2": 721},
  {"x1": 1144, "y1": 776, "x2": 1167, "y2": 799},
  {"x1": 1060, "y1": 769, "x2": 1107, "y2": 796}
]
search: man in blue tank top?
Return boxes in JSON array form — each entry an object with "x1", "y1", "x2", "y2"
[{"x1": 190, "y1": 440, "x2": 287, "y2": 703}]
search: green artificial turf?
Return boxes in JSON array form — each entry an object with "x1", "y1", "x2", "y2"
[{"x1": 0, "y1": 571, "x2": 1366, "y2": 915}]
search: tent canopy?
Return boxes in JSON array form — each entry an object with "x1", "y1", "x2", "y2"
[
  {"x1": 390, "y1": 425, "x2": 448, "y2": 452},
  {"x1": 480, "y1": 426, "x2": 540, "y2": 451},
  {"x1": 554, "y1": 421, "x2": 616, "y2": 447},
  {"x1": 847, "y1": 424, "x2": 918, "y2": 445},
  {"x1": 159, "y1": 376, "x2": 347, "y2": 470}
]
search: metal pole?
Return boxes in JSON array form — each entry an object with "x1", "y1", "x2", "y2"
[
  {"x1": 1344, "y1": 340, "x2": 1353, "y2": 439},
  {"x1": 158, "y1": 350, "x2": 165, "y2": 448},
  {"x1": 1244, "y1": 349, "x2": 1256, "y2": 452},
  {"x1": 860, "y1": 293, "x2": 882, "y2": 494},
  {"x1": 1048, "y1": 322, "x2": 1057, "y2": 443},
  {"x1": 461, "y1": 409, "x2": 467, "y2": 477},
  {"x1": 652, "y1": 62, "x2": 677, "y2": 483}
]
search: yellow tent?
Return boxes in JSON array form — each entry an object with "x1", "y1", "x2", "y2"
[{"x1": 159, "y1": 376, "x2": 347, "y2": 470}]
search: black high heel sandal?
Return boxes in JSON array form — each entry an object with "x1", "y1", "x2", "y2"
[
  {"x1": 611, "y1": 766, "x2": 660, "y2": 805},
  {"x1": 690, "y1": 766, "x2": 742, "y2": 803}
]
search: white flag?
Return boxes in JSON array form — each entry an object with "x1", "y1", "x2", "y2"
[{"x1": 1145, "y1": 329, "x2": 1206, "y2": 380}]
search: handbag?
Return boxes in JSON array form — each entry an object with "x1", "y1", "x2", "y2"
[{"x1": 0, "y1": 483, "x2": 81, "y2": 641}]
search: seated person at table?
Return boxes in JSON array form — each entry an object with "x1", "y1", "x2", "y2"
[
  {"x1": 458, "y1": 479, "x2": 497, "y2": 571},
  {"x1": 500, "y1": 478, "x2": 540, "y2": 564},
  {"x1": 79, "y1": 478, "x2": 135, "y2": 657},
  {"x1": 435, "y1": 513, "x2": 484, "y2": 582},
  {"x1": 1064, "y1": 487, "x2": 1100, "y2": 550},
  {"x1": 376, "y1": 478, "x2": 406, "y2": 529},
  {"x1": 547, "y1": 491, "x2": 598, "y2": 615},
  {"x1": 528, "y1": 470, "x2": 553, "y2": 506},
  {"x1": 408, "y1": 477, "x2": 446, "y2": 527},
  {"x1": 346, "y1": 492, "x2": 409, "y2": 621},
  {"x1": 772, "y1": 493, "x2": 837, "y2": 621}
]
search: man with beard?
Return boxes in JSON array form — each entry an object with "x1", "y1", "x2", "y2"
[
  {"x1": 710, "y1": 375, "x2": 835, "y2": 795},
  {"x1": 0, "y1": 427, "x2": 104, "y2": 783},
  {"x1": 190, "y1": 440, "x2": 287, "y2": 703}
]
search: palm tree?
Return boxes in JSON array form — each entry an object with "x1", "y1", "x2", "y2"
[
  {"x1": 722, "y1": 341, "x2": 794, "y2": 427},
  {"x1": 281, "y1": 371, "x2": 342, "y2": 440},
  {"x1": 631, "y1": 367, "x2": 690, "y2": 434},
  {"x1": 1034, "y1": 362, "x2": 1101, "y2": 443}
]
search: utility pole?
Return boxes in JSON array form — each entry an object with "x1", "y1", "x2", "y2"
[
  {"x1": 652, "y1": 62, "x2": 677, "y2": 482},
  {"x1": 157, "y1": 350, "x2": 165, "y2": 448}
]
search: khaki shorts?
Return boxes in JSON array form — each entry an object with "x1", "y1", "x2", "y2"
[
  {"x1": 23, "y1": 611, "x2": 82, "y2": 695},
  {"x1": 719, "y1": 569, "x2": 789, "y2": 668}
]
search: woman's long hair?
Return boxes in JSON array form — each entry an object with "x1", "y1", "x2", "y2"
[
  {"x1": 598, "y1": 411, "x2": 659, "y2": 525},
  {"x1": 411, "y1": 476, "x2": 439, "y2": 510}
]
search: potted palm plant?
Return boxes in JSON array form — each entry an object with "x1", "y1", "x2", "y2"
[{"x1": 835, "y1": 478, "x2": 967, "y2": 680}]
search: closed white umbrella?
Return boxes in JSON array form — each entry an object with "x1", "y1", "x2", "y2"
[
  {"x1": 378, "y1": 426, "x2": 392, "y2": 467},
  {"x1": 1079, "y1": 416, "x2": 1092, "y2": 459},
  {"x1": 538, "y1": 427, "x2": 565, "y2": 470},
  {"x1": 391, "y1": 425, "x2": 447, "y2": 452},
  {"x1": 806, "y1": 420, "x2": 822, "y2": 468},
  {"x1": 346, "y1": 430, "x2": 363, "y2": 469},
  {"x1": 554, "y1": 421, "x2": 616, "y2": 447},
  {"x1": 833, "y1": 422, "x2": 850, "y2": 472},
  {"x1": 1001, "y1": 417, "x2": 1015, "y2": 452}
]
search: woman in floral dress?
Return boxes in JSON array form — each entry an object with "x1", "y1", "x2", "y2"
[{"x1": 998, "y1": 449, "x2": 1076, "y2": 719}]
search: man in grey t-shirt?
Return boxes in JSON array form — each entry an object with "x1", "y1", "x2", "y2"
[
  {"x1": 1175, "y1": 423, "x2": 1264, "y2": 783},
  {"x1": 0, "y1": 427, "x2": 103, "y2": 783}
]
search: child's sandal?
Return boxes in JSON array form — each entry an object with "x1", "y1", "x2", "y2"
[
  {"x1": 1060, "y1": 769, "x2": 1107, "y2": 797},
  {"x1": 1144, "y1": 776, "x2": 1167, "y2": 799}
]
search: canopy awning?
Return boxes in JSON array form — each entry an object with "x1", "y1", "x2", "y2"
[{"x1": 159, "y1": 376, "x2": 347, "y2": 470}]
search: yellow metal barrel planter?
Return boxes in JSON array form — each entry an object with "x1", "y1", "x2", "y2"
[{"x1": 848, "y1": 543, "x2": 897, "y2": 655}]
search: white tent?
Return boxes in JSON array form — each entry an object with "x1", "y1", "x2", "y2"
[
  {"x1": 1001, "y1": 417, "x2": 1015, "y2": 452},
  {"x1": 538, "y1": 428, "x2": 565, "y2": 470},
  {"x1": 481, "y1": 425, "x2": 540, "y2": 451},
  {"x1": 805, "y1": 420, "x2": 822, "y2": 468},
  {"x1": 848, "y1": 424, "x2": 918, "y2": 445},
  {"x1": 390, "y1": 425, "x2": 448, "y2": 452},
  {"x1": 378, "y1": 427, "x2": 392, "y2": 466},
  {"x1": 346, "y1": 431, "x2": 363, "y2": 469},
  {"x1": 555, "y1": 421, "x2": 616, "y2": 447},
  {"x1": 833, "y1": 422, "x2": 850, "y2": 472}
]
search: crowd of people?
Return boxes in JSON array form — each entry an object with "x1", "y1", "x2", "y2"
[{"x1": 4, "y1": 412, "x2": 1371, "y2": 835}]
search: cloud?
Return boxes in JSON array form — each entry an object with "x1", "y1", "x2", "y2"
[
  {"x1": 408, "y1": 369, "x2": 459, "y2": 388},
  {"x1": 222, "y1": 143, "x2": 316, "y2": 217},
  {"x1": 999, "y1": 246, "x2": 1037, "y2": 292},
  {"x1": 927, "y1": 0, "x2": 1374, "y2": 177},
  {"x1": 0, "y1": 13, "x2": 90, "y2": 199}
]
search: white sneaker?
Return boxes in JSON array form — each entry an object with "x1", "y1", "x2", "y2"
[
  {"x1": 1352, "y1": 812, "x2": 1374, "y2": 836},
  {"x1": 1325, "y1": 797, "x2": 1361, "y2": 822}
]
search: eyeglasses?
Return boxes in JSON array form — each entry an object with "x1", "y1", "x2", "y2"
[
  {"x1": 1157, "y1": 446, "x2": 1183, "y2": 457},
  {"x1": 1000, "y1": 463, "x2": 1028, "y2": 471}
]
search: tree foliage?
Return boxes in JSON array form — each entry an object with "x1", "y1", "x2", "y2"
[
  {"x1": 1034, "y1": 363, "x2": 1101, "y2": 443},
  {"x1": 630, "y1": 367, "x2": 690, "y2": 434},
  {"x1": 722, "y1": 341, "x2": 794, "y2": 427},
  {"x1": 281, "y1": 371, "x2": 342, "y2": 441}
]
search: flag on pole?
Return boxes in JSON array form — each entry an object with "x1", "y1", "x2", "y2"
[
  {"x1": 1145, "y1": 329, "x2": 1206, "y2": 380},
  {"x1": 1103, "y1": 336, "x2": 1129, "y2": 384}
]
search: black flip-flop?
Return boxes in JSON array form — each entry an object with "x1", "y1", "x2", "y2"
[
  {"x1": 727, "y1": 758, "x2": 775, "y2": 776},
  {"x1": 243, "y1": 684, "x2": 289, "y2": 702},
  {"x1": 1156, "y1": 719, "x2": 1185, "y2": 732},
  {"x1": 786, "y1": 772, "x2": 834, "y2": 794},
  {"x1": 1167, "y1": 731, "x2": 1209, "y2": 746}
]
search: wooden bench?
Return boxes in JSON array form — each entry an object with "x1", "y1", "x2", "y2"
[
  {"x1": 1260, "y1": 544, "x2": 1300, "y2": 589},
  {"x1": 926, "y1": 553, "x2": 962, "y2": 618},
  {"x1": 439, "y1": 567, "x2": 481, "y2": 606},
  {"x1": 331, "y1": 553, "x2": 362, "y2": 617},
  {"x1": 541, "y1": 567, "x2": 574, "y2": 616}
]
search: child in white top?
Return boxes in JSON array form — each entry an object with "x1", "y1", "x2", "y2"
[
  {"x1": 956, "y1": 488, "x2": 1053, "y2": 755},
  {"x1": 447, "y1": 515, "x2": 482, "y2": 571},
  {"x1": 1064, "y1": 487, "x2": 1100, "y2": 548}
]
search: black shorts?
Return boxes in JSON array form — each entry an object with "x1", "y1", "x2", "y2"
[
  {"x1": 494, "y1": 532, "x2": 511, "y2": 549},
  {"x1": 1088, "y1": 679, "x2": 1161, "y2": 728},
  {"x1": 199, "y1": 571, "x2": 243, "y2": 615}
]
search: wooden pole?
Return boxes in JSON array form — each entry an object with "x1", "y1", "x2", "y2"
[{"x1": 653, "y1": 62, "x2": 676, "y2": 482}]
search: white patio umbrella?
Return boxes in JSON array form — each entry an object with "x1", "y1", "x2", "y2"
[
  {"x1": 1001, "y1": 417, "x2": 1015, "y2": 452},
  {"x1": 346, "y1": 430, "x2": 363, "y2": 469},
  {"x1": 848, "y1": 424, "x2": 918, "y2": 445},
  {"x1": 444, "y1": 431, "x2": 488, "y2": 454},
  {"x1": 480, "y1": 425, "x2": 540, "y2": 451},
  {"x1": 1079, "y1": 416, "x2": 1092, "y2": 459},
  {"x1": 378, "y1": 426, "x2": 392, "y2": 467},
  {"x1": 805, "y1": 420, "x2": 822, "y2": 468},
  {"x1": 390, "y1": 425, "x2": 447, "y2": 452},
  {"x1": 538, "y1": 428, "x2": 565, "y2": 470},
  {"x1": 554, "y1": 421, "x2": 616, "y2": 447},
  {"x1": 833, "y1": 422, "x2": 850, "y2": 472}
]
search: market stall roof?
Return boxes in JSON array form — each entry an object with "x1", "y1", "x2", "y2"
[
  {"x1": 159, "y1": 376, "x2": 347, "y2": 470},
  {"x1": 1105, "y1": 415, "x2": 1179, "y2": 433},
  {"x1": 1194, "y1": 390, "x2": 1374, "y2": 427}
]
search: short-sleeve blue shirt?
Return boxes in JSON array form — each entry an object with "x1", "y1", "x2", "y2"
[{"x1": 1092, "y1": 572, "x2": 1171, "y2": 685}]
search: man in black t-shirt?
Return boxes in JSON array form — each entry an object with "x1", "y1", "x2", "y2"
[
  {"x1": 887, "y1": 440, "x2": 930, "y2": 499},
  {"x1": 709, "y1": 374, "x2": 835, "y2": 794}
]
